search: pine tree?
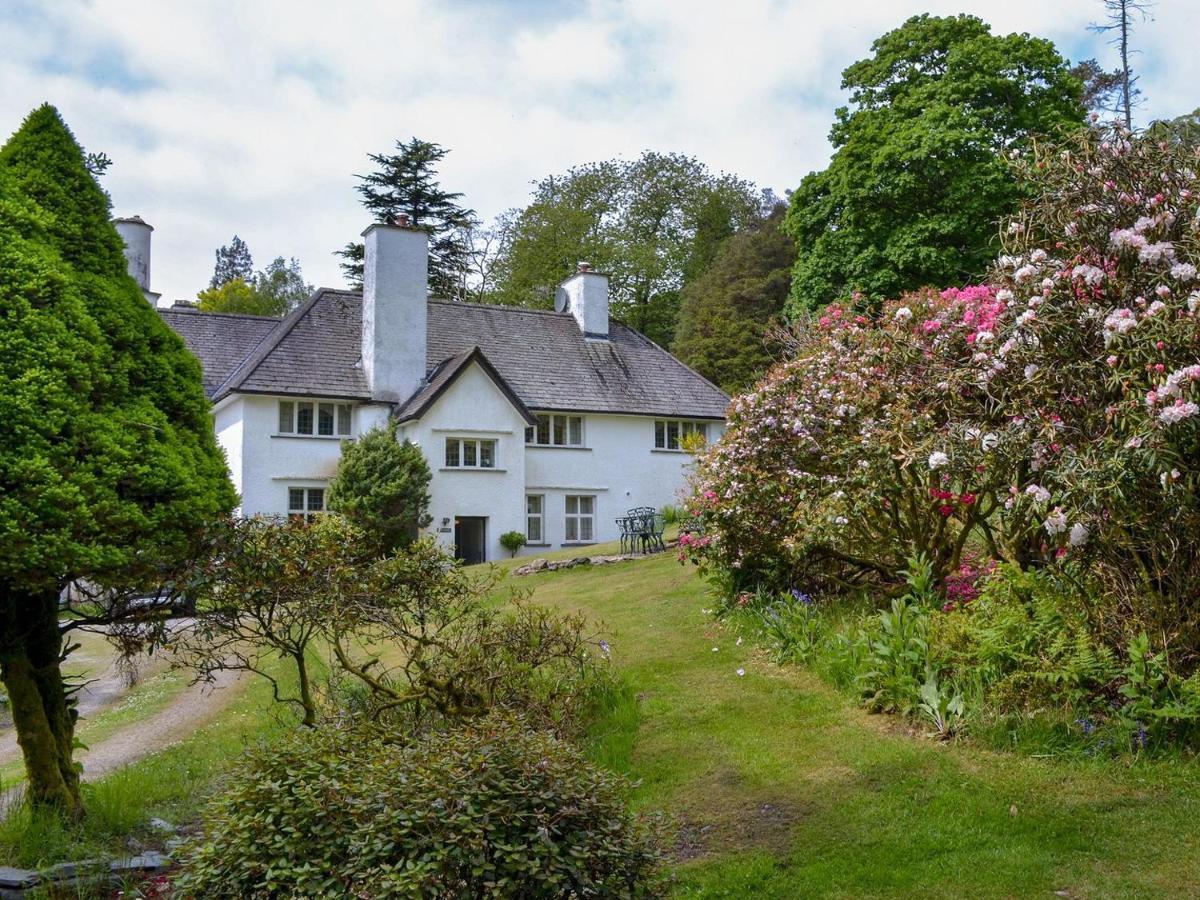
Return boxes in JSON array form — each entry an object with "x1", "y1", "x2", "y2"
[
  {"x1": 0, "y1": 105, "x2": 236, "y2": 814},
  {"x1": 337, "y1": 138, "x2": 476, "y2": 297},
  {"x1": 210, "y1": 234, "x2": 254, "y2": 289},
  {"x1": 1089, "y1": 0, "x2": 1154, "y2": 129}
]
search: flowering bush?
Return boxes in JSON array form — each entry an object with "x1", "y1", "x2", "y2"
[
  {"x1": 691, "y1": 123, "x2": 1200, "y2": 671},
  {"x1": 984, "y1": 125, "x2": 1200, "y2": 659},
  {"x1": 688, "y1": 286, "x2": 1019, "y2": 593}
]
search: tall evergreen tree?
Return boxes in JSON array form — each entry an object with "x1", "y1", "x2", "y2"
[
  {"x1": 337, "y1": 138, "x2": 476, "y2": 297},
  {"x1": 784, "y1": 15, "x2": 1086, "y2": 315},
  {"x1": 210, "y1": 235, "x2": 254, "y2": 289},
  {"x1": 672, "y1": 205, "x2": 794, "y2": 393},
  {"x1": 0, "y1": 105, "x2": 235, "y2": 814}
]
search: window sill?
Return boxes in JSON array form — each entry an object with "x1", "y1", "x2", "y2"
[
  {"x1": 525, "y1": 445, "x2": 592, "y2": 451},
  {"x1": 524, "y1": 542, "x2": 552, "y2": 548},
  {"x1": 272, "y1": 433, "x2": 352, "y2": 441},
  {"x1": 650, "y1": 448, "x2": 692, "y2": 454},
  {"x1": 561, "y1": 541, "x2": 596, "y2": 547},
  {"x1": 439, "y1": 467, "x2": 508, "y2": 473}
]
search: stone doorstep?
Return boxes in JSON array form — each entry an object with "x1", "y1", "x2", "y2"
[{"x1": 0, "y1": 850, "x2": 172, "y2": 897}]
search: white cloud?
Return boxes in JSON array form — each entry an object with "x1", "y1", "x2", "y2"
[{"x1": 1, "y1": 0, "x2": 1195, "y2": 302}]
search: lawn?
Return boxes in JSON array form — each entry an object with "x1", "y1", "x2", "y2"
[
  {"x1": 4, "y1": 547, "x2": 1200, "y2": 897},
  {"x1": 511, "y1": 550, "x2": 1200, "y2": 899}
]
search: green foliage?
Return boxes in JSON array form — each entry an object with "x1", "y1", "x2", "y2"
[
  {"x1": 672, "y1": 204, "x2": 794, "y2": 392},
  {"x1": 176, "y1": 715, "x2": 668, "y2": 898},
  {"x1": 856, "y1": 594, "x2": 932, "y2": 716},
  {"x1": 338, "y1": 137, "x2": 476, "y2": 296},
  {"x1": 930, "y1": 566, "x2": 1117, "y2": 712},
  {"x1": 918, "y1": 670, "x2": 965, "y2": 738},
  {"x1": 195, "y1": 277, "x2": 263, "y2": 314},
  {"x1": 490, "y1": 151, "x2": 765, "y2": 346},
  {"x1": 1117, "y1": 633, "x2": 1200, "y2": 750},
  {"x1": 209, "y1": 234, "x2": 253, "y2": 288},
  {"x1": 327, "y1": 425, "x2": 431, "y2": 555},
  {"x1": 499, "y1": 530, "x2": 527, "y2": 557},
  {"x1": 784, "y1": 14, "x2": 1085, "y2": 314},
  {"x1": 0, "y1": 104, "x2": 234, "y2": 811}
]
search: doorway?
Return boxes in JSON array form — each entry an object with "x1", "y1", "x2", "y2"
[{"x1": 454, "y1": 516, "x2": 487, "y2": 564}]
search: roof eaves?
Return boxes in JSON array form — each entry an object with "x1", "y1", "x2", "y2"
[{"x1": 396, "y1": 346, "x2": 538, "y2": 426}]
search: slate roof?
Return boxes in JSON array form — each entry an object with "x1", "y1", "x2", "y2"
[
  {"x1": 161, "y1": 289, "x2": 730, "y2": 419},
  {"x1": 157, "y1": 308, "x2": 280, "y2": 397}
]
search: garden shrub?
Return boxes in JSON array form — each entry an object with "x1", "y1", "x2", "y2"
[
  {"x1": 930, "y1": 565, "x2": 1117, "y2": 712},
  {"x1": 177, "y1": 716, "x2": 668, "y2": 899},
  {"x1": 499, "y1": 529, "x2": 527, "y2": 557}
]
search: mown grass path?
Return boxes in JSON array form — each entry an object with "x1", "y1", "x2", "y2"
[{"x1": 512, "y1": 551, "x2": 1200, "y2": 899}]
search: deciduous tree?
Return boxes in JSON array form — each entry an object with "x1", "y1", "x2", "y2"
[{"x1": 784, "y1": 14, "x2": 1085, "y2": 315}]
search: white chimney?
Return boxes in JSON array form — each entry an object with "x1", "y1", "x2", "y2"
[
  {"x1": 554, "y1": 261, "x2": 609, "y2": 339},
  {"x1": 361, "y1": 218, "x2": 429, "y2": 403},
  {"x1": 113, "y1": 216, "x2": 162, "y2": 307}
]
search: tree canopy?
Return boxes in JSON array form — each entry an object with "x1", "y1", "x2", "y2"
[
  {"x1": 784, "y1": 14, "x2": 1086, "y2": 315},
  {"x1": 672, "y1": 204, "x2": 795, "y2": 393},
  {"x1": 337, "y1": 138, "x2": 476, "y2": 297},
  {"x1": 489, "y1": 152, "x2": 765, "y2": 347},
  {"x1": 0, "y1": 104, "x2": 235, "y2": 813},
  {"x1": 197, "y1": 256, "x2": 313, "y2": 316}
]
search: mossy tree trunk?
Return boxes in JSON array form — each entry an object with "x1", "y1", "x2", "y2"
[{"x1": 0, "y1": 589, "x2": 81, "y2": 817}]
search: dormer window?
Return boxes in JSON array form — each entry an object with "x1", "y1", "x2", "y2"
[
  {"x1": 525, "y1": 414, "x2": 583, "y2": 446},
  {"x1": 278, "y1": 400, "x2": 352, "y2": 437}
]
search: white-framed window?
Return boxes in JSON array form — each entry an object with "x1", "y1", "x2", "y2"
[
  {"x1": 654, "y1": 419, "x2": 708, "y2": 450},
  {"x1": 565, "y1": 495, "x2": 595, "y2": 542},
  {"x1": 526, "y1": 494, "x2": 544, "y2": 543},
  {"x1": 444, "y1": 437, "x2": 497, "y2": 469},
  {"x1": 525, "y1": 414, "x2": 583, "y2": 446},
  {"x1": 278, "y1": 400, "x2": 352, "y2": 437},
  {"x1": 287, "y1": 486, "x2": 325, "y2": 522}
]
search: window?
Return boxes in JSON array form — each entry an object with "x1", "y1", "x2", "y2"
[
  {"x1": 526, "y1": 495, "x2": 544, "y2": 543},
  {"x1": 287, "y1": 486, "x2": 325, "y2": 522},
  {"x1": 565, "y1": 495, "x2": 595, "y2": 542},
  {"x1": 444, "y1": 437, "x2": 497, "y2": 469},
  {"x1": 278, "y1": 400, "x2": 352, "y2": 437},
  {"x1": 654, "y1": 419, "x2": 708, "y2": 450},
  {"x1": 525, "y1": 414, "x2": 584, "y2": 446}
]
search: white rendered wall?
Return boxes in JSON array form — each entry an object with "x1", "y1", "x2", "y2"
[
  {"x1": 362, "y1": 224, "x2": 427, "y2": 403},
  {"x1": 522, "y1": 413, "x2": 724, "y2": 553},
  {"x1": 213, "y1": 398, "x2": 244, "y2": 514},
  {"x1": 233, "y1": 395, "x2": 390, "y2": 517},
  {"x1": 397, "y1": 363, "x2": 528, "y2": 563}
]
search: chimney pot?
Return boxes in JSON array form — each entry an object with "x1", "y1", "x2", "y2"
[
  {"x1": 113, "y1": 215, "x2": 162, "y2": 306},
  {"x1": 577, "y1": 261, "x2": 591, "y2": 273},
  {"x1": 395, "y1": 213, "x2": 411, "y2": 228}
]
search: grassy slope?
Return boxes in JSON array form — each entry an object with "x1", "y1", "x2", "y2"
[{"x1": 512, "y1": 551, "x2": 1200, "y2": 899}]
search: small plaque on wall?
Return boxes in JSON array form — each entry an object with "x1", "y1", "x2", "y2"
[{"x1": 438, "y1": 527, "x2": 452, "y2": 533}]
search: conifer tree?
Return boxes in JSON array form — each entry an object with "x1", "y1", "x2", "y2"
[
  {"x1": 337, "y1": 138, "x2": 476, "y2": 297},
  {"x1": 210, "y1": 234, "x2": 254, "y2": 288},
  {"x1": 0, "y1": 105, "x2": 235, "y2": 814}
]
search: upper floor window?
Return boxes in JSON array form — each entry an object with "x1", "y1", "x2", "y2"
[
  {"x1": 654, "y1": 419, "x2": 708, "y2": 450},
  {"x1": 445, "y1": 437, "x2": 497, "y2": 469},
  {"x1": 278, "y1": 400, "x2": 352, "y2": 437},
  {"x1": 525, "y1": 414, "x2": 583, "y2": 447},
  {"x1": 288, "y1": 486, "x2": 325, "y2": 522}
]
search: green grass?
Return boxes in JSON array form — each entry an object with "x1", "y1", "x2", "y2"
[
  {"x1": 7, "y1": 549, "x2": 1200, "y2": 898},
  {"x1": 511, "y1": 553, "x2": 1200, "y2": 899}
]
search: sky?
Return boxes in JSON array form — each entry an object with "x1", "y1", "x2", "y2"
[{"x1": 2, "y1": 0, "x2": 1197, "y2": 303}]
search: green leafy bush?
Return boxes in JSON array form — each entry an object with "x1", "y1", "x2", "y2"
[
  {"x1": 177, "y1": 716, "x2": 668, "y2": 899},
  {"x1": 930, "y1": 565, "x2": 1117, "y2": 712},
  {"x1": 1117, "y1": 633, "x2": 1200, "y2": 750},
  {"x1": 499, "y1": 529, "x2": 527, "y2": 557}
]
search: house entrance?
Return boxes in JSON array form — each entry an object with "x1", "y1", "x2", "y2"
[{"x1": 454, "y1": 516, "x2": 487, "y2": 564}]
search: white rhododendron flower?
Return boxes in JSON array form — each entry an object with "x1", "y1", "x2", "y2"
[
  {"x1": 1069, "y1": 522, "x2": 1090, "y2": 547},
  {"x1": 1024, "y1": 484, "x2": 1051, "y2": 504},
  {"x1": 927, "y1": 451, "x2": 949, "y2": 470},
  {"x1": 1043, "y1": 507, "x2": 1068, "y2": 535},
  {"x1": 893, "y1": 306, "x2": 913, "y2": 323}
]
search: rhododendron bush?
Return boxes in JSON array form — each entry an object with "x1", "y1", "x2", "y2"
[{"x1": 691, "y1": 124, "x2": 1200, "y2": 663}]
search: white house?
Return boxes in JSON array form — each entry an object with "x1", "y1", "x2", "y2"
[{"x1": 116, "y1": 217, "x2": 729, "y2": 562}]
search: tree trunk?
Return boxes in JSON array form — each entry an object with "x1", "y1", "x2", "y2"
[
  {"x1": 294, "y1": 651, "x2": 317, "y2": 728},
  {"x1": 0, "y1": 589, "x2": 82, "y2": 816}
]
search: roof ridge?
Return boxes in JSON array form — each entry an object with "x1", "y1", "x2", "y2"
[{"x1": 159, "y1": 308, "x2": 283, "y2": 321}]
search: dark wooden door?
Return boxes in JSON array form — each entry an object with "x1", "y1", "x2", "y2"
[{"x1": 454, "y1": 516, "x2": 486, "y2": 564}]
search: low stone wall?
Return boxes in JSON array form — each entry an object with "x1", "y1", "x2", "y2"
[{"x1": 512, "y1": 555, "x2": 633, "y2": 576}]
